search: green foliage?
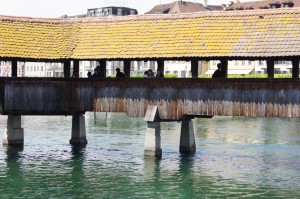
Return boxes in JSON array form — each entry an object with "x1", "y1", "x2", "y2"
[
  {"x1": 130, "y1": 74, "x2": 144, "y2": 78},
  {"x1": 164, "y1": 74, "x2": 178, "y2": 78}
]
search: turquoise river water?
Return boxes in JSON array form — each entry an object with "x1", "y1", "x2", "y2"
[{"x1": 0, "y1": 112, "x2": 299, "y2": 198}]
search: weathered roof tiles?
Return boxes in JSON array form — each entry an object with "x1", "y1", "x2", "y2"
[{"x1": 0, "y1": 8, "x2": 300, "y2": 60}]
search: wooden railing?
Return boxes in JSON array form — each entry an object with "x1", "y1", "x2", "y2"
[{"x1": 1, "y1": 77, "x2": 299, "y2": 119}]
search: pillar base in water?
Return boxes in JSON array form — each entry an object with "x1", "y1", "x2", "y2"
[
  {"x1": 179, "y1": 120, "x2": 196, "y2": 154},
  {"x1": 144, "y1": 149, "x2": 162, "y2": 158},
  {"x1": 3, "y1": 115, "x2": 24, "y2": 145},
  {"x1": 69, "y1": 138, "x2": 88, "y2": 145},
  {"x1": 144, "y1": 122, "x2": 162, "y2": 158},
  {"x1": 70, "y1": 114, "x2": 87, "y2": 145}
]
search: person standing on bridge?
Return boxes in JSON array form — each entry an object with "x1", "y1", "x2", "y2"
[
  {"x1": 116, "y1": 68, "x2": 125, "y2": 78},
  {"x1": 212, "y1": 63, "x2": 225, "y2": 78},
  {"x1": 156, "y1": 69, "x2": 164, "y2": 78}
]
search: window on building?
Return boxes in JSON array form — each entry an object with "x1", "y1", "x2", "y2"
[
  {"x1": 241, "y1": 60, "x2": 245, "y2": 65},
  {"x1": 248, "y1": 61, "x2": 252, "y2": 66},
  {"x1": 117, "y1": 9, "x2": 122, "y2": 16},
  {"x1": 165, "y1": 70, "x2": 170, "y2": 74},
  {"x1": 212, "y1": 60, "x2": 218, "y2": 66},
  {"x1": 96, "y1": 11, "x2": 101, "y2": 17},
  {"x1": 129, "y1": 10, "x2": 136, "y2": 15},
  {"x1": 258, "y1": 60, "x2": 264, "y2": 66},
  {"x1": 41, "y1": 66, "x2": 43, "y2": 71},
  {"x1": 235, "y1": 61, "x2": 239, "y2": 66},
  {"x1": 181, "y1": 71, "x2": 186, "y2": 77}
]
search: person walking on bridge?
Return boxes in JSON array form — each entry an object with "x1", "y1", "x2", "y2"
[{"x1": 212, "y1": 63, "x2": 224, "y2": 78}]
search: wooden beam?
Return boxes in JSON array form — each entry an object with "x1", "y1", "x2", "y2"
[
  {"x1": 64, "y1": 60, "x2": 71, "y2": 78},
  {"x1": 267, "y1": 59, "x2": 274, "y2": 78},
  {"x1": 157, "y1": 59, "x2": 164, "y2": 73},
  {"x1": 99, "y1": 60, "x2": 107, "y2": 77},
  {"x1": 73, "y1": 60, "x2": 79, "y2": 78},
  {"x1": 11, "y1": 59, "x2": 18, "y2": 77},
  {"x1": 292, "y1": 58, "x2": 299, "y2": 79},
  {"x1": 124, "y1": 60, "x2": 131, "y2": 78},
  {"x1": 220, "y1": 59, "x2": 228, "y2": 78},
  {"x1": 191, "y1": 59, "x2": 198, "y2": 78}
]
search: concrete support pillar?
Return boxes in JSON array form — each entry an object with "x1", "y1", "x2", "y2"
[
  {"x1": 179, "y1": 120, "x2": 196, "y2": 154},
  {"x1": 144, "y1": 122, "x2": 162, "y2": 158},
  {"x1": 3, "y1": 115, "x2": 24, "y2": 145},
  {"x1": 70, "y1": 114, "x2": 87, "y2": 145}
]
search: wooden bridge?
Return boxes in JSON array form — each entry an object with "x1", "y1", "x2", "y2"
[
  {"x1": 1, "y1": 77, "x2": 299, "y2": 157},
  {"x1": 1, "y1": 8, "x2": 300, "y2": 157}
]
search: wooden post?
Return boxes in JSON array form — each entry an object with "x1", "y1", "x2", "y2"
[
  {"x1": 292, "y1": 58, "x2": 299, "y2": 79},
  {"x1": 220, "y1": 59, "x2": 228, "y2": 78},
  {"x1": 157, "y1": 59, "x2": 164, "y2": 73},
  {"x1": 267, "y1": 59, "x2": 275, "y2": 78},
  {"x1": 191, "y1": 59, "x2": 198, "y2": 78},
  {"x1": 73, "y1": 60, "x2": 79, "y2": 77},
  {"x1": 64, "y1": 60, "x2": 71, "y2": 78},
  {"x1": 124, "y1": 60, "x2": 131, "y2": 78},
  {"x1": 11, "y1": 60, "x2": 18, "y2": 77},
  {"x1": 99, "y1": 59, "x2": 107, "y2": 77}
]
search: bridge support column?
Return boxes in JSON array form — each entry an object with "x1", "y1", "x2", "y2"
[
  {"x1": 179, "y1": 120, "x2": 196, "y2": 154},
  {"x1": 144, "y1": 122, "x2": 162, "y2": 158},
  {"x1": 3, "y1": 115, "x2": 24, "y2": 145},
  {"x1": 70, "y1": 114, "x2": 87, "y2": 145}
]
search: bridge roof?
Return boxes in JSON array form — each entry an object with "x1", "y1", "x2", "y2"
[{"x1": 0, "y1": 8, "x2": 300, "y2": 60}]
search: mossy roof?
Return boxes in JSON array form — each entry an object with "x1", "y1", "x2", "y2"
[{"x1": 0, "y1": 8, "x2": 300, "y2": 60}]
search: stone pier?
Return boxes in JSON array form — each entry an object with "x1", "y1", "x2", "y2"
[
  {"x1": 3, "y1": 115, "x2": 24, "y2": 145},
  {"x1": 144, "y1": 122, "x2": 162, "y2": 158},
  {"x1": 70, "y1": 113, "x2": 87, "y2": 145},
  {"x1": 179, "y1": 120, "x2": 196, "y2": 154}
]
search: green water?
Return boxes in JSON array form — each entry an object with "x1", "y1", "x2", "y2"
[{"x1": 0, "y1": 113, "x2": 299, "y2": 198}]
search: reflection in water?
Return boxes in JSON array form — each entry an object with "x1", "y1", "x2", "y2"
[
  {"x1": 68, "y1": 145, "x2": 86, "y2": 196},
  {"x1": 3, "y1": 145, "x2": 24, "y2": 197},
  {"x1": 0, "y1": 113, "x2": 299, "y2": 198}
]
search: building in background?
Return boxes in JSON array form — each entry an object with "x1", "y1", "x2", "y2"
[
  {"x1": 146, "y1": 0, "x2": 221, "y2": 14},
  {"x1": 87, "y1": 6, "x2": 137, "y2": 17}
]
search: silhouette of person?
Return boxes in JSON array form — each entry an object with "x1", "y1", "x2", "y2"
[
  {"x1": 156, "y1": 69, "x2": 164, "y2": 78},
  {"x1": 71, "y1": 70, "x2": 79, "y2": 78},
  {"x1": 148, "y1": 69, "x2": 154, "y2": 78},
  {"x1": 212, "y1": 63, "x2": 224, "y2": 78},
  {"x1": 87, "y1": 71, "x2": 92, "y2": 78},
  {"x1": 116, "y1": 68, "x2": 125, "y2": 78}
]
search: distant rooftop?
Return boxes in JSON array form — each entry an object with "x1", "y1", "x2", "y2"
[
  {"x1": 61, "y1": 6, "x2": 137, "y2": 18},
  {"x1": 145, "y1": 1, "x2": 222, "y2": 14},
  {"x1": 225, "y1": 0, "x2": 300, "y2": 10}
]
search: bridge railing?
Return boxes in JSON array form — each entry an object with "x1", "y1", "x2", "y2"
[{"x1": 0, "y1": 77, "x2": 299, "y2": 119}]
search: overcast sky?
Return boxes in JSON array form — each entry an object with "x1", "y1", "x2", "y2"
[{"x1": 0, "y1": 0, "x2": 254, "y2": 18}]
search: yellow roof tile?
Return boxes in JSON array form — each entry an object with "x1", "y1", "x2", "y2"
[{"x1": 0, "y1": 9, "x2": 300, "y2": 60}]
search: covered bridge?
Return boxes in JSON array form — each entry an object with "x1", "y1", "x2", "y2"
[{"x1": 0, "y1": 8, "x2": 299, "y2": 155}]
